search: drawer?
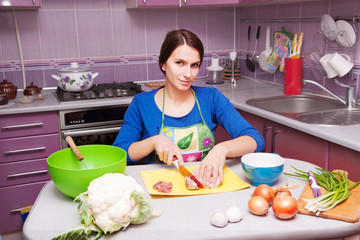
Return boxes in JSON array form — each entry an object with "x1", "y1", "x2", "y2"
[
  {"x1": 0, "y1": 134, "x2": 61, "y2": 164},
  {"x1": 0, "y1": 159, "x2": 50, "y2": 187},
  {"x1": 0, "y1": 181, "x2": 48, "y2": 234},
  {"x1": 0, "y1": 111, "x2": 59, "y2": 139}
]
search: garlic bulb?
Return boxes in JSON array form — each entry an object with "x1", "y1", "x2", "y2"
[
  {"x1": 225, "y1": 203, "x2": 243, "y2": 222},
  {"x1": 210, "y1": 210, "x2": 228, "y2": 228}
]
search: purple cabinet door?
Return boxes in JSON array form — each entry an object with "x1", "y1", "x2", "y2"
[
  {"x1": 0, "y1": 0, "x2": 41, "y2": 8},
  {"x1": 138, "y1": 0, "x2": 178, "y2": 6},
  {"x1": 0, "y1": 158, "x2": 50, "y2": 187},
  {"x1": 329, "y1": 143, "x2": 360, "y2": 182},
  {"x1": 0, "y1": 181, "x2": 48, "y2": 234},
  {"x1": 0, "y1": 133, "x2": 61, "y2": 164},
  {"x1": 0, "y1": 112, "x2": 59, "y2": 139},
  {"x1": 272, "y1": 123, "x2": 329, "y2": 169},
  {"x1": 182, "y1": 0, "x2": 239, "y2": 6}
]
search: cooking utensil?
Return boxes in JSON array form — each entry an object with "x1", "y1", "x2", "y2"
[
  {"x1": 140, "y1": 165, "x2": 249, "y2": 196},
  {"x1": 24, "y1": 82, "x2": 42, "y2": 96},
  {"x1": 321, "y1": 14, "x2": 337, "y2": 41},
  {"x1": 252, "y1": 26, "x2": 261, "y2": 63},
  {"x1": 308, "y1": 171, "x2": 321, "y2": 197},
  {"x1": 0, "y1": 79, "x2": 17, "y2": 99},
  {"x1": 172, "y1": 156, "x2": 204, "y2": 188},
  {"x1": 65, "y1": 136, "x2": 88, "y2": 169},
  {"x1": 47, "y1": 145, "x2": 127, "y2": 198},
  {"x1": 336, "y1": 20, "x2": 356, "y2": 48},
  {"x1": 246, "y1": 25, "x2": 255, "y2": 72},
  {"x1": 51, "y1": 62, "x2": 99, "y2": 92},
  {"x1": 259, "y1": 25, "x2": 273, "y2": 73}
]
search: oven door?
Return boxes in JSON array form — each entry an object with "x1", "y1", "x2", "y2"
[{"x1": 61, "y1": 125, "x2": 121, "y2": 149}]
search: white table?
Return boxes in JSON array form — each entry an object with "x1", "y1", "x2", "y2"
[{"x1": 23, "y1": 159, "x2": 360, "y2": 240}]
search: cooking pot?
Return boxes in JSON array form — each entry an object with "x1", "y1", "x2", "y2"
[
  {"x1": 0, "y1": 91, "x2": 9, "y2": 105},
  {"x1": 51, "y1": 62, "x2": 99, "y2": 91},
  {"x1": 24, "y1": 82, "x2": 42, "y2": 95},
  {"x1": 0, "y1": 79, "x2": 18, "y2": 99}
]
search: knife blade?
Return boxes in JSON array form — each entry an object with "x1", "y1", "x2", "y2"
[
  {"x1": 308, "y1": 171, "x2": 321, "y2": 198},
  {"x1": 172, "y1": 156, "x2": 204, "y2": 188}
]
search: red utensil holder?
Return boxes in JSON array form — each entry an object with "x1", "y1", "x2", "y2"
[{"x1": 284, "y1": 58, "x2": 303, "y2": 95}]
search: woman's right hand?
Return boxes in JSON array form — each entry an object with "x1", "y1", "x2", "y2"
[{"x1": 152, "y1": 135, "x2": 183, "y2": 165}]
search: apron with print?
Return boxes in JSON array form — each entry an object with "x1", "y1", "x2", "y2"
[{"x1": 159, "y1": 88, "x2": 215, "y2": 162}]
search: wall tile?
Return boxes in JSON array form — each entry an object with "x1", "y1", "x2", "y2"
[
  {"x1": 25, "y1": 69, "x2": 45, "y2": 87},
  {"x1": 76, "y1": 10, "x2": 113, "y2": 57},
  {"x1": 38, "y1": 11, "x2": 78, "y2": 59},
  {"x1": 16, "y1": 11, "x2": 42, "y2": 60},
  {"x1": 41, "y1": 0, "x2": 75, "y2": 10},
  {"x1": 92, "y1": 65, "x2": 115, "y2": 84},
  {"x1": 114, "y1": 64, "x2": 147, "y2": 82},
  {"x1": 145, "y1": 9, "x2": 177, "y2": 55},
  {"x1": 207, "y1": 8, "x2": 234, "y2": 51},
  {"x1": 112, "y1": 9, "x2": 146, "y2": 55},
  {"x1": 0, "y1": 11, "x2": 19, "y2": 61},
  {"x1": 111, "y1": 0, "x2": 127, "y2": 9},
  {"x1": 178, "y1": 9, "x2": 207, "y2": 50},
  {"x1": 75, "y1": 0, "x2": 111, "y2": 10}
]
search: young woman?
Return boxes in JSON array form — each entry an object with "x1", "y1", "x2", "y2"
[{"x1": 113, "y1": 29, "x2": 264, "y2": 187}]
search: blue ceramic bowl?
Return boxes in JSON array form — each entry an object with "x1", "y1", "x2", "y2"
[{"x1": 241, "y1": 153, "x2": 285, "y2": 186}]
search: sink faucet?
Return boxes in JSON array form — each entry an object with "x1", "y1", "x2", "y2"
[{"x1": 303, "y1": 79, "x2": 356, "y2": 109}]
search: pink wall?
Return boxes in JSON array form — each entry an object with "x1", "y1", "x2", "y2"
[{"x1": 0, "y1": 0, "x2": 359, "y2": 98}]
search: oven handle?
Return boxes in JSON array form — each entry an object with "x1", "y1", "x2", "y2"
[{"x1": 62, "y1": 126, "x2": 121, "y2": 138}]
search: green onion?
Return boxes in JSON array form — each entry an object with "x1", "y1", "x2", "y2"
[{"x1": 285, "y1": 166, "x2": 360, "y2": 215}]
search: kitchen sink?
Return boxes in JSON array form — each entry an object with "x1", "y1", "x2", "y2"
[
  {"x1": 246, "y1": 95, "x2": 344, "y2": 114},
  {"x1": 295, "y1": 108, "x2": 360, "y2": 126},
  {"x1": 246, "y1": 95, "x2": 360, "y2": 126}
]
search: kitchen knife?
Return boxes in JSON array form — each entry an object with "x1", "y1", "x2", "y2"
[
  {"x1": 65, "y1": 136, "x2": 88, "y2": 169},
  {"x1": 172, "y1": 156, "x2": 204, "y2": 188},
  {"x1": 308, "y1": 171, "x2": 321, "y2": 197}
]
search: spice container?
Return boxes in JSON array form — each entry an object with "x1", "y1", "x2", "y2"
[
  {"x1": 0, "y1": 91, "x2": 10, "y2": 105},
  {"x1": 0, "y1": 79, "x2": 18, "y2": 99}
]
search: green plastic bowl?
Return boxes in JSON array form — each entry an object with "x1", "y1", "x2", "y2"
[{"x1": 47, "y1": 145, "x2": 127, "y2": 198}]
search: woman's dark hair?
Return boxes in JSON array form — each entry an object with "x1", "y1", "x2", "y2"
[{"x1": 159, "y1": 29, "x2": 204, "y2": 74}]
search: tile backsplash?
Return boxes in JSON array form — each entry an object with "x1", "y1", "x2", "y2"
[{"x1": 0, "y1": 0, "x2": 359, "y2": 99}]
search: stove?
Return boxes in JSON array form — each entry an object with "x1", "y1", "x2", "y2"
[{"x1": 56, "y1": 82, "x2": 142, "y2": 103}]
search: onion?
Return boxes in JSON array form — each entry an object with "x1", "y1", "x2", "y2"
[
  {"x1": 272, "y1": 195, "x2": 298, "y2": 219},
  {"x1": 252, "y1": 184, "x2": 275, "y2": 205},
  {"x1": 276, "y1": 189, "x2": 292, "y2": 198},
  {"x1": 248, "y1": 196, "x2": 269, "y2": 216}
]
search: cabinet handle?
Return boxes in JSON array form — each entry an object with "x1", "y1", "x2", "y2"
[
  {"x1": 8, "y1": 169, "x2": 48, "y2": 178},
  {"x1": 4, "y1": 146, "x2": 46, "y2": 155},
  {"x1": 2, "y1": 122, "x2": 43, "y2": 130},
  {"x1": 271, "y1": 129, "x2": 281, "y2": 153}
]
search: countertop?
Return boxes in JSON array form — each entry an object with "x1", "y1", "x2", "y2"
[
  {"x1": 22, "y1": 158, "x2": 360, "y2": 240},
  {"x1": 1, "y1": 78, "x2": 359, "y2": 152}
]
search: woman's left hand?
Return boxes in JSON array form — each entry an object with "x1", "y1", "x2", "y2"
[{"x1": 197, "y1": 144, "x2": 227, "y2": 188}]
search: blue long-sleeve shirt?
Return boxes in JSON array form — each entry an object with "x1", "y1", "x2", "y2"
[{"x1": 113, "y1": 86, "x2": 265, "y2": 164}]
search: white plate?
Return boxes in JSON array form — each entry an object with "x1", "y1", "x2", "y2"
[
  {"x1": 321, "y1": 14, "x2": 337, "y2": 41},
  {"x1": 336, "y1": 20, "x2": 356, "y2": 48}
]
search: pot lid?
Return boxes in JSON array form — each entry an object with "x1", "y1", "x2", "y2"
[
  {"x1": 0, "y1": 79, "x2": 16, "y2": 87},
  {"x1": 58, "y1": 62, "x2": 92, "y2": 73}
]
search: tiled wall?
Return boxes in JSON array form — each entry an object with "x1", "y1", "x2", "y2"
[{"x1": 0, "y1": 0, "x2": 359, "y2": 98}]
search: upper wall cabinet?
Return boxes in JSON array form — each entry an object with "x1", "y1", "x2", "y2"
[
  {"x1": 0, "y1": 0, "x2": 41, "y2": 9},
  {"x1": 126, "y1": 0, "x2": 179, "y2": 8},
  {"x1": 181, "y1": 0, "x2": 239, "y2": 6}
]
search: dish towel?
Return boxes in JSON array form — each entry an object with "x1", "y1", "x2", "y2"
[{"x1": 20, "y1": 205, "x2": 33, "y2": 222}]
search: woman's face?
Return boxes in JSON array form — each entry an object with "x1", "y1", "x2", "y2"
[{"x1": 162, "y1": 44, "x2": 200, "y2": 90}]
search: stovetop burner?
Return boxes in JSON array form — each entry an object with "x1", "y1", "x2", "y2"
[{"x1": 56, "y1": 82, "x2": 142, "y2": 102}]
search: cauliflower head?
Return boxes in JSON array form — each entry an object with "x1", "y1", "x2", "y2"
[{"x1": 86, "y1": 173, "x2": 153, "y2": 234}]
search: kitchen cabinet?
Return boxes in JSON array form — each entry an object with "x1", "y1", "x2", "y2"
[
  {"x1": 329, "y1": 143, "x2": 360, "y2": 182},
  {"x1": 215, "y1": 110, "x2": 329, "y2": 168},
  {"x1": 181, "y1": 0, "x2": 239, "y2": 6},
  {"x1": 0, "y1": 0, "x2": 41, "y2": 9},
  {"x1": 0, "y1": 111, "x2": 60, "y2": 234},
  {"x1": 126, "y1": 0, "x2": 179, "y2": 8},
  {"x1": 239, "y1": 110, "x2": 329, "y2": 169}
]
